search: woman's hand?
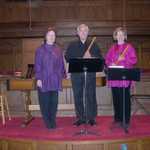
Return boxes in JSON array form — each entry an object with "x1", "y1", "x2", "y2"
[
  {"x1": 118, "y1": 55, "x2": 125, "y2": 61},
  {"x1": 66, "y1": 73, "x2": 71, "y2": 79},
  {"x1": 111, "y1": 63, "x2": 117, "y2": 66},
  {"x1": 37, "y1": 80, "x2": 42, "y2": 88}
]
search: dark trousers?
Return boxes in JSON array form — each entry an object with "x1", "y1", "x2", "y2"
[
  {"x1": 71, "y1": 73, "x2": 97, "y2": 121},
  {"x1": 111, "y1": 87, "x2": 131, "y2": 124},
  {"x1": 38, "y1": 89, "x2": 58, "y2": 128}
]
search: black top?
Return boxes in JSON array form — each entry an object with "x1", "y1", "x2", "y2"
[{"x1": 65, "y1": 39, "x2": 103, "y2": 62}]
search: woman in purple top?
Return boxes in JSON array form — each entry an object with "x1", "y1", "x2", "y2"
[
  {"x1": 105, "y1": 27, "x2": 137, "y2": 129},
  {"x1": 35, "y1": 28, "x2": 66, "y2": 129}
]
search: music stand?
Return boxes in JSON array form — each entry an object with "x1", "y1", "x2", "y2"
[
  {"x1": 68, "y1": 58, "x2": 104, "y2": 136},
  {"x1": 107, "y1": 67, "x2": 140, "y2": 133}
]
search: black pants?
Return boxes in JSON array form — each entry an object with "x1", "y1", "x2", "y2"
[
  {"x1": 38, "y1": 89, "x2": 58, "y2": 128},
  {"x1": 71, "y1": 73, "x2": 97, "y2": 121},
  {"x1": 111, "y1": 87, "x2": 131, "y2": 124}
]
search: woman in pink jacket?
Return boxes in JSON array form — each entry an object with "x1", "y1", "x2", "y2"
[{"x1": 105, "y1": 27, "x2": 137, "y2": 129}]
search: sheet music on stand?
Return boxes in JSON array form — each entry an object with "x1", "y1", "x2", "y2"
[
  {"x1": 108, "y1": 65, "x2": 124, "y2": 69},
  {"x1": 107, "y1": 68, "x2": 140, "y2": 81},
  {"x1": 68, "y1": 57, "x2": 104, "y2": 73}
]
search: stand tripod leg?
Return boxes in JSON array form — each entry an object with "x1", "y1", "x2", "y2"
[
  {"x1": 122, "y1": 86, "x2": 130, "y2": 134},
  {"x1": 125, "y1": 127, "x2": 129, "y2": 133},
  {"x1": 122, "y1": 122, "x2": 129, "y2": 133},
  {"x1": 123, "y1": 86, "x2": 126, "y2": 133},
  {"x1": 73, "y1": 69, "x2": 100, "y2": 136}
]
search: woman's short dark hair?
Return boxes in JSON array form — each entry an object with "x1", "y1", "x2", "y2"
[{"x1": 44, "y1": 27, "x2": 56, "y2": 43}]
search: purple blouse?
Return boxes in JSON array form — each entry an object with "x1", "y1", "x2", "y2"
[
  {"x1": 35, "y1": 43, "x2": 66, "y2": 92},
  {"x1": 105, "y1": 43, "x2": 137, "y2": 87}
]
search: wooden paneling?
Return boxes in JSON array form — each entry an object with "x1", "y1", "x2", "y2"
[
  {"x1": 0, "y1": 137, "x2": 150, "y2": 150},
  {"x1": 141, "y1": 139, "x2": 150, "y2": 150},
  {"x1": 22, "y1": 38, "x2": 42, "y2": 75},
  {"x1": 36, "y1": 142, "x2": 67, "y2": 150},
  {"x1": 140, "y1": 41, "x2": 150, "y2": 68},
  {"x1": 0, "y1": 0, "x2": 150, "y2": 37},
  {"x1": 72, "y1": 143, "x2": 104, "y2": 150},
  {"x1": 109, "y1": 141, "x2": 138, "y2": 150},
  {"x1": 7, "y1": 140, "x2": 33, "y2": 150},
  {"x1": 1, "y1": 0, "x2": 149, "y2": 23},
  {"x1": 0, "y1": 4, "x2": 28, "y2": 23},
  {"x1": 0, "y1": 39, "x2": 22, "y2": 73}
]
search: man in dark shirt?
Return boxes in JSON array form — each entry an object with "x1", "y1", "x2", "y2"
[{"x1": 65, "y1": 24, "x2": 103, "y2": 126}]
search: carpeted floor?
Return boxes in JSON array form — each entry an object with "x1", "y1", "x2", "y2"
[{"x1": 0, "y1": 115, "x2": 150, "y2": 141}]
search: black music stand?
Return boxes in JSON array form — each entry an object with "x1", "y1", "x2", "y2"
[
  {"x1": 107, "y1": 67, "x2": 140, "y2": 133},
  {"x1": 68, "y1": 58, "x2": 104, "y2": 136}
]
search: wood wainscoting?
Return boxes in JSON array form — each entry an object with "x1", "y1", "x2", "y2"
[{"x1": 0, "y1": 137, "x2": 150, "y2": 150}]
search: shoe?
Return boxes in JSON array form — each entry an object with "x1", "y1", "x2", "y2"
[
  {"x1": 47, "y1": 123, "x2": 56, "y2": 129},
  {"x1": 51, "y1": 125, "x2": 56, "y2": 129},
  {"x1": 73, "y1": 119, "x2": 85, "y2": 126},
  {"x1": 88, "y1": 119, "x2": 96, "y2": 126},
  {"x1": 47, "y1": 126, "x2": 56, "y2": 129}
]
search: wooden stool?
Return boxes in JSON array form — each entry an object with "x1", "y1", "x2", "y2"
[{"x1": 0, "y1": 94, "x2": 11, "y2": 125}]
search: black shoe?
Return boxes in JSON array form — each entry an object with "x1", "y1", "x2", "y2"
[
  {"x1": 88, "y1": 119, "x2": 96, "y2": 126},
  {"x1": 50, "y1": 125, "x2": 56, "y2": 129},
  {"x1": 73, "y1": 119, "x2": 85, "y2": 126},
  {"x1": 47, "y1": 123, "x2": 56, "y2": 129},
  {"x1": 47, "y1": 126, "x2": 56, "y2": 130}
]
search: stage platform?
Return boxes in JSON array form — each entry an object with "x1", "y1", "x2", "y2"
[{"x1": 0, "y1": 115, "x2": 150, "y2": 150}]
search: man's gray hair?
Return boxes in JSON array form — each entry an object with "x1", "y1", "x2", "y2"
[{"x1": 77, "y1": 24, "x2": 89, "y2": 32}]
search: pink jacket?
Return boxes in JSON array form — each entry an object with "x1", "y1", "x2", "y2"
[{"x1": 105, "y1": 43, "x2": 137, "y2": 87}]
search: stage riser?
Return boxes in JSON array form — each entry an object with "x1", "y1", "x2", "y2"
[{"x1": 0, "y1": 137, "x2": 150, "y2": 150}]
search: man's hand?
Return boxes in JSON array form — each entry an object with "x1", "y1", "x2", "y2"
[{"x1": 83, "y1": 51, "x2": 92, "y2": 58}]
